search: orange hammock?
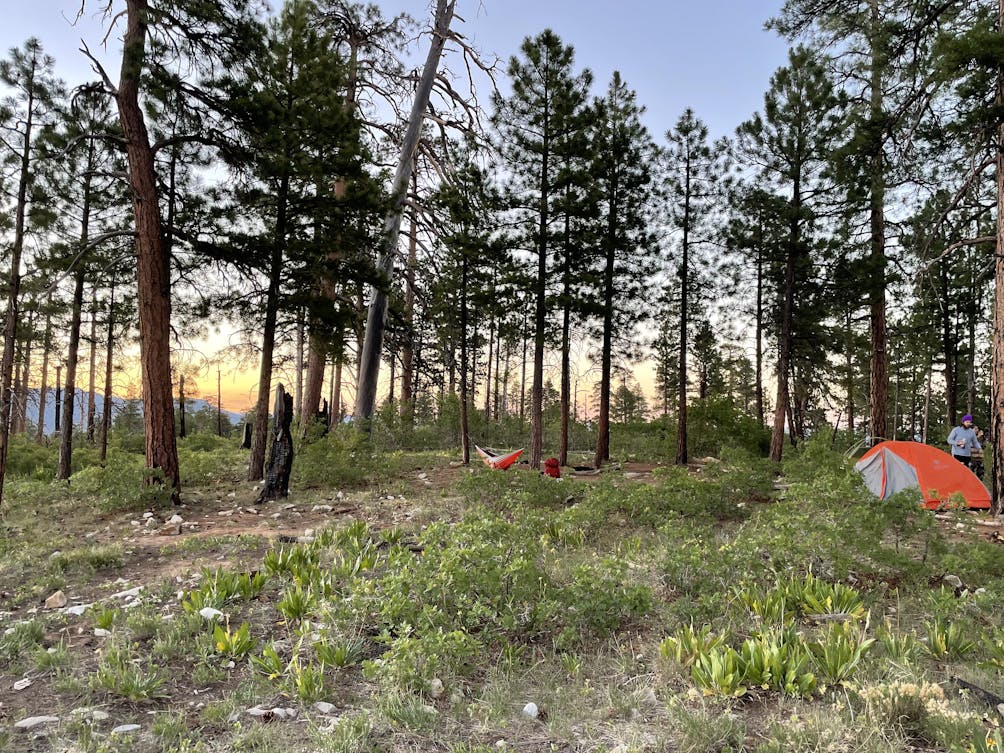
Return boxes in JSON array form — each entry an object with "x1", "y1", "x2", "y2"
[{"x1": 474, "y1": 445, "x2": 524, "y2": 470}]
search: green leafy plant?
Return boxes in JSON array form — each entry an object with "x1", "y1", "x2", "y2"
[
  {"x1": 925, "y1": 618, "x2": 976, "y2": 660},
  {"x1": 877, "y1": 621, "x2": 921, "y2": 664},
  {"x1": 213, "y1": 621, "x2": 256, "y2": 659},
  {"x1": 289, "y1": 657, "x2": 328, "y2": 702},
  {"x1": 88, "y1": 644, "x2": 166, "y2": 702},
  {"x1": 315, "y1": 636, "x2": 366, "y2": 668},
  {"x1": 690, "y1": 646, "x2": 747, "y2": 698},
  {"x1": 739, "y1": 627, "x2": 817, "y2": 697},
  {"x1": 809, "y1": 619, "x2": 875, "y2": 684},
  {"x1": 660, "y1": 623, "x2": 726, "y2": 667},
  {"x1": 277, "y1": 583, "x2": 318, "y2": 623},
  {"x1": 250, "y1": 643, "x2": 285, "y2": 680}
]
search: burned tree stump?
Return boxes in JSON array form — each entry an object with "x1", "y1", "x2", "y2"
[
  {"x1": 241, "y1": 422, "x2": 252, "y2": 449},
  {"x1": 256, "y1": 384, "x2": 293, "y2": 504}
]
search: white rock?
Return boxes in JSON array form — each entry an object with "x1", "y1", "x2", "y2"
[
  {"x1": 199, "y1": 607, "x2": 224, "y2": 621},
  {"x1": 312, "y1": 505, "x2": 333, "y2": 513},
  {"x1": 130, "y1": 520, "x2": 142, "y2": 526},
  {"x1": 111, "y1": 724, "x2": 141, "y2": 734},
  {"x1": 94, "y1": 628, "x2": 111, "y2": 637},
  {"x1": 943, "y1": 574, "x2": 963, "y2": 589},
  {"x1": 49, "y1": 550, "x2": 62, "y2": 559},
  {"x1": 270, "y1": 707, "x2": 289, "y2": 720},
  {"x1": 111, "y1": 586, "x2": 144, "y2": 600},
  {"x1": 227, "y1": 492, "x2": 236, "y2": 498},
  {"x1": 168, "y1": 514, "x2": 184, "y2": 524},
  {"x1": 65, "y1": 603, "x2": 92, "y2": 616},
  {"x1": 14, "y1": 716, "x2": 59, "y2": 731},
  {"x1": 270, "y1": 513, "x2": 282, "y2": 519},
  {"x1": 142, "y1": 512, "x2": 155, "y2": 519},
  {"x1": 218, "y1": 509, "x2": 234, "y2": 516},
  {"x1": 428, "y1": 678, "x2": 444, "y2": 698},
  {"x1": 13, "y1": 678, "x2": 32, "y2": 691},
  {"x1": 336, "y1": 491, "x2": 344, "y2": 499},
  {"x1": 281, "y1": 503, "x2": 295, "y2": 510},
  {"x1": 45, "y1": 590, "x2": 68, "y2": 609},
  {"x1": 314, "y1": 701, "x2": 337, "y2": 715},
  {"x1": 304, "y1": 528, "x2": 314, "y2": 537},
  {"x1": 418, "y1": 472, "x2": 428, "y2": 480},
  {"x1": 522, "y1": 702, "x2": 539, "y2": 719}
]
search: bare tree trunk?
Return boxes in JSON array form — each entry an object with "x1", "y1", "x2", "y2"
[
  {"x1": 256, "y1": 383, "x2": 293, "y2": 504},
  {"x1": 675, "y1": 159, "x2": 692, "y2": 466},
  {"x1": 58, "y1": 269, "x2": 86, "y2": 480},
  {"x1": 178, "y1": 373, "x2": 186, "y2": 439},
  {"x1": 86, "y1": 288, "x2": 98, "y2": 441},
  {"x1": 35, "y1": 300, "x2": 51, "y2": 444},
  {"x1": 0, "y1": 50, "x2": 38, "y2": 506},
  {"x1": 116, "y1": 0, "x2": 180, "y2": 500},
  {"x1": 991, "y1": 0, "x2": 1004, "y2": 514},
  {"x1": 460, "y1": 252, "x2": 470, "y2": 464},
  {"x1": 355, "y1": 0, "x2": 457, "y2": 427},
  {"x1": 99, "y1": 283, "x2": 115, "y2": 463},
  {"x1": 593, "y1": 241, "x2": 615, "y2": 469},
  {"x1": 770, "y1": 180, "x2": 801, "y2": 463},
  {"x1": 401, "y1": 177, "x2": 417, "y2": 423},
  {"x1": 301, "y1": 339, "x2": 326, "y2": 435},
  {"x1": 295, "y1": 306, "x2": 304, "y2": 421}
]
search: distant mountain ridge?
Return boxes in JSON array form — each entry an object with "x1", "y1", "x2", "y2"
[{"x1": 20, "y1": 388, "x2": 245, "y2": 435}]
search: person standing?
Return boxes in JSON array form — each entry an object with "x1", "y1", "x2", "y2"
[{"x1": 947, "y1": 414, "x2": 981, "y2": 468}]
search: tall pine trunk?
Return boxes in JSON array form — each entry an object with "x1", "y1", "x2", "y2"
[
  {"x1": 675, "y1": 158, "x2": 691, "y2": 466},
  {"x1": 86, "y1": 288, "x2": 98, "y2": 441},
  {"x1": 116, "y1": 0, "x2": 180, "y2": 500},
  {"x1": 99, "y1": 283, "x2": 115, "y2": 463},
  {"x1": 35, "y1": 300, "x2": 52, "y2": 444},
  {"x1": 0, "y1": 51, "x2": 37, "y2": 507},
  {"x1": 58, "y1": 268, "x2": 86, "y2": 480},
  {"x1": 991, "y1": 0, "x2": 1004, "y2": 514}
]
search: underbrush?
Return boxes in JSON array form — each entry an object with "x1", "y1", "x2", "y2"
[{"x1": 3, "y1": 439, "x2": 1004, "y2": 753}]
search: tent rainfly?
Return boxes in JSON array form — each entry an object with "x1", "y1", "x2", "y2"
[{"x1": 854, "y1": 440, "x2": 990, "y2": 510}]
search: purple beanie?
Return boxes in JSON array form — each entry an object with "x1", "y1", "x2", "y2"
[{"x1": 963, "y1": 414, "x2": 973, "y2": 422}]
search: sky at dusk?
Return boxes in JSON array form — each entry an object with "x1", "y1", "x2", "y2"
[{"x1": 3, "y1": 1, "x2": 792, "y2": 413}]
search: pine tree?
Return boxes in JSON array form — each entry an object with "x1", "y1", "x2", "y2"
[
  {"x1": 0, "y1": 38, "x2": 64, "y2": 506},
  {"x1": 590, "y1": 72, "x2": 658, "y2": 469},
  {"x1": 663, "y1": 108, "x2": 729, "y2": 464},
  {"x1": 492, "y1": 30, "x2": 593, "y2": 469},
  {"x1": 736, "y1": 47, "x2": 845, "y2": 462}
]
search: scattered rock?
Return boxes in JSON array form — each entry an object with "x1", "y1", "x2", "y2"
[
  {"x1": 218, "y1": 510, "x2": 234, "y2": 516},
  {"x1": 304, "y1": 528, "x2": 315, "y2": 538},
  {"x1": 270, "y1": 513, "x2": 282, "y2": 519},
  {"x1": 14, "y1": 716, "x2": 59, "y2": 731},
  {"x1": 94, "y1": 628, "x2": 112, "y2": 637},
  {"x1": 246, "y1": 707, "x2": 269, "y2": 718},
  {"x1": 943, "y1": 574, "x2": 964, "y2": 590},
  {"x1": 111, "y1": 724, "x2": 141, "y2": 735},
  {"x1": 45, "y1": 590, "x2": 68, "y2": 609},
  {"x1": 281, "y1": 503, "x2": 295, "y2": 510},
  {"x1": 145, "y1": 518, "x2": 159, "y2": 529},
  {"x1": 429, "y1": 678, "x2": 444, "y2": 698},
  {"x1": 130, "y1": 520, "x2": 142, "y2": 527},
  {"x1": 167, "y1": 514, "x2": 184, "y2": 525},
  {"x1": 13, "y1": 678, "x2": 32, "y2": 691},
  {"x1": 142, "y1": 512, "x2": 155, "y2": 519},
  {"x1": 111, "y1": 586, "x2": 144, "y2": 600},
  {"x1": 521, "y1": 701, "x2": 539, "y2": 719},
  {"x1": 199, "y1": 607, "x2": 224, "y2": 622},
  {"x1": 314, "y1": 701, "x2": 337, "y2": 715},
  {"x1": 418, "y1": 472, "x2": 428, "y2": 480},
  {"x1": 158, "y1": 523, "x2": 182, "y2": 536},
  {"x1": 312, "y1": 505, "x2": 333, "y2": 513}
]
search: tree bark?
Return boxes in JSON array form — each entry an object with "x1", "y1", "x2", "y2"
[
  {"x1": 675, "y1": 151, "x2": 692, "y2": 466},
  {"x1": 0, "y1": 49, "x2": 38, "y2": 506},
  {"x1": 99, "y1": 282, "x2": 115, "y2": 463},
  {"x1": 867, "y1": 0, "x2": 889, "y2": 444},
  {"x1": 991, "y1": 0, "x2": 1004, "y2": 514},
  {"x1": 35, "y1": 300, "x2": 51, "y2": 444},
  {"x1": 86, "y1": 288, "x2": 98, "y2": 441},
  {"x1": 355, "y1": 0, "x2": 456, "y2": 428},
  {"x1": 116, "y1": 0, "x2": 180, "y2": 500},
  {"x1": 58, "y1": 268, "x2": 86, "y2": 480},
  {"x1": 256, "y1": 383, "x2": 293, "y2": 504},
  {"x1": 178, "y1": 373, "x2": 186, "y2": 439}
]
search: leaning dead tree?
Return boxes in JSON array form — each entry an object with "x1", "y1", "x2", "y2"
[{"x1": 354, "y1": 0, "x2": 497, "y2": 428}]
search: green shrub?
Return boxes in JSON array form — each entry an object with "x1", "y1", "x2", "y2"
[{"x1": 295, "y1": 427, "x2": 378, "y2": 487}]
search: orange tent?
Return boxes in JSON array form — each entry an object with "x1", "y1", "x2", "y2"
[{"x1": 855, "y1": 440, "x2": 990, "y2": 510}]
